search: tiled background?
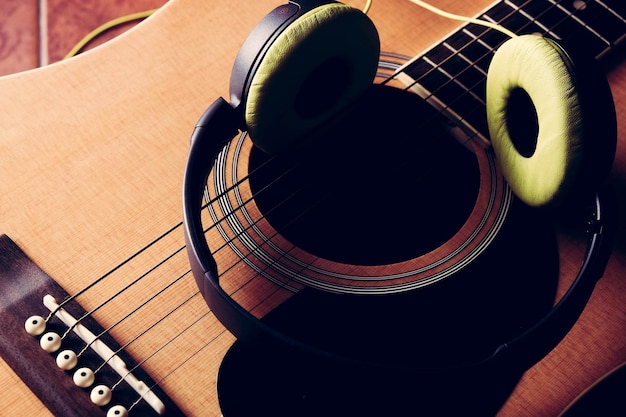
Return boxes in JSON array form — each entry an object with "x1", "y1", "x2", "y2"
[{"x1": 0, "y1": 0, "x2": 168, "y2": 76}]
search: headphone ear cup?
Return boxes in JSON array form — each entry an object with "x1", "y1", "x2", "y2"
[
  {"x1": 243, "y1": 3, "x2": 380, "y2": 154},
  {"x1": 486, "y1": 34, "x2": 616, "y2": 208}
]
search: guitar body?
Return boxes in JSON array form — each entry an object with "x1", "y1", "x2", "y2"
[{"x1": 0, "y1": 0, "x2": 625, "y2": 416}]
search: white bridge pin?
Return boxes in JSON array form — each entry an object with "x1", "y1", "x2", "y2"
[
  {"x1": 107, "y1": 404, "x2": 128, "y2": 417},
  {"x1": 25, "y1": 315, "x2": 46, "y2": 336},
  {"x1": 56, "y1": 349, "x2": 78, "y2": 370},
  {"x1": 40, "y1": 332, "x2": 61, "y2": 352},
  {"x1": 73, "y1": 367, "x2": 95, "y2": 388},
  {"x1": 90, "y1": 385, "x2": 113, "y2": 406}
]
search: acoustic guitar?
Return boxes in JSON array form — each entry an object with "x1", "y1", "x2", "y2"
[{"x1": 0, "y1": 0, "x2": 625, "y2": 416}]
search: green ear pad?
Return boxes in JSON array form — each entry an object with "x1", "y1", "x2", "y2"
[
  {"x1": 487, "y1": 34, "x2": 589, "y2": 207},
  {"x1": 245, "y1": 4, "x2": 380, "y2": 154}
]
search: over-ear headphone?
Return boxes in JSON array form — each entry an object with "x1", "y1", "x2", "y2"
[
  {"x1": 486, "y1": 33, "x2": 616, "y2": 208},
  {"x1": 229, "y1": 0, "x2": 380, "y2": 154},
  {"x1": 183, "y1": 0, "x2": 616, "y2": 395}
]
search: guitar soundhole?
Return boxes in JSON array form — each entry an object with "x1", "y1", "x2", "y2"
[{"x1": 249, "y1": 85, "x2": 480, "y2": 265}]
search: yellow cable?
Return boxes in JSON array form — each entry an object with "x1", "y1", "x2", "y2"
[
  {"x1": 363, "y1": 0, "x2": 373, "y2": 14},
  {"x1": 408, "y1": 0, "x2": 518, "y2": 39},
  {"x1": 64, "y1": 9, "x2": 158, "y2": 59}
]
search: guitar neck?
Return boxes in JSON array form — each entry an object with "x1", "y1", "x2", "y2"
[{"x1": 397, "y1": 0, "x2": 626, "y2": 141}]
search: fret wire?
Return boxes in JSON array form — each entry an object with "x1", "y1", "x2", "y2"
[
  {"x1": 551, "y1": 0, "x2": 611, "y2": 45},
  {"x1": 394, "y1": 42, "x2": 497, "y2": 138},
  {"x1": 389, "y1": 0, "x2": 616, "y2": 141},
  {"x1": 398, "y1": 0, "x2": 594, "y2": 93},
  {"x1": 389, "y1": 2, "x2": 518, "y2": 93},
  {"x1": 505, "y1": 0, "x2": 560, "y2": 37},
  {"x1": 422, "y1": 55, "x2": 485, "y2": 105},
  {"x1": 383, "y1": 0, "x2": 530, "y2": 84},
  {"x1": 442, "y1": 42, "x2": 488, "y2": 77},
  {"x1": 597, "y1": 0, "x2": 626, "y2": 22},
  {"x1": 396, "y1": 0, "x2": 521, "y2": 90}
]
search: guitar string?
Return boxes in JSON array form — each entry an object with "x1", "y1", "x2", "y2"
[
  {"x1": 42, "y1": 221, "x2": 182, "y2": 324},
  {"x1": 58, "y1": 244, "x2": 186, "y2": 341},
  {"x1": 40, "y1": 0, "x2": 600, "y2": 408}
]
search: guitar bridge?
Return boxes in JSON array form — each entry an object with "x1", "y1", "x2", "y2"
[{"x1": 0, "y1": 234, "x2": 185, "y2": 417}]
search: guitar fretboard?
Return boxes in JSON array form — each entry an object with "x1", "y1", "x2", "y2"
[{"x1": 399, "y1": 0, "x2": 626, "y2": 141}]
